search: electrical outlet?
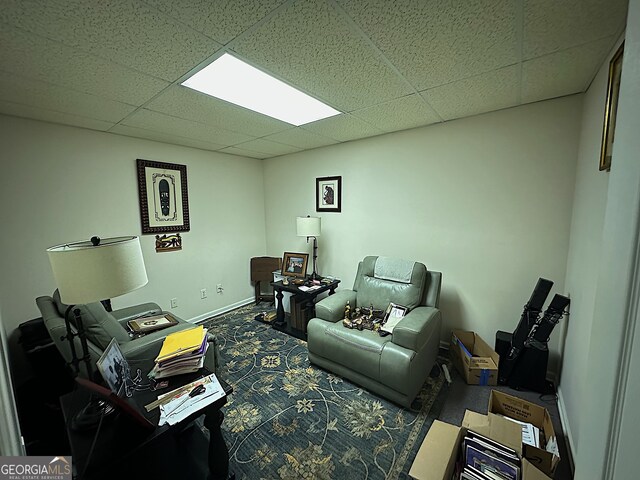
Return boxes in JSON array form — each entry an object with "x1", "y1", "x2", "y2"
[
  {"x1": 170, "y1": 298, "x2": 178, "y2": 308},
  {"x1": 216, "y1": 284, "x2": 223, "y2": 294},
  {"x1": 200, "y1": 288, "x2": 207, "y2": 299}
]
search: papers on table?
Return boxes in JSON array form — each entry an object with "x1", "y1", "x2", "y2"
[
  {"x1": 298, "y1": 285, "x2": 321, "y2": 292},
  {"x1": 150, "y1": 326, "x2": 209, "y2": 379},
  {"x1": 158, "y1": 373, "x2": 225, "y2": 426}
]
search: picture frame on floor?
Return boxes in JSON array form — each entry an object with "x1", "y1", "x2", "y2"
[
  {"x1": 282, "y1": 252, "x2": 309, "y2": 278},
  {"x1": 316, "y1": 176, "x2": 342, "y2": 212},
  {"x1": 137, "y1": 159, "x2": 190, "y2": 234},
  {"x1": 599, "y1": 42, "x2": 624, "y2": 172}
]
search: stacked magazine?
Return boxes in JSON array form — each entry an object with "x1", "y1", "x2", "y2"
[
  {"x1": 150, "y1": 326, "x2": 209, "y2": 379},
  {"x1": 460, "y1": 430, "x2": 521, "y2": 480}
]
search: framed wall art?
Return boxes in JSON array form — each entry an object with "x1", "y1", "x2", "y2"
[
  {"x1": 137, "y1": 159, "x2": 190, "y2": 234},
  {"x1": 316, "y1": 176, "x2": 342, "y2": 213},
  {"x1": 282, "y1": 252, "x2": 309, "y2": 278},
  {"x1": 599, "y1": 42, "x2": 624, "y2": 172}
]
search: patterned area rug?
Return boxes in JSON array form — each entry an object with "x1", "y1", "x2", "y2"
[{"x1": 202, "y1": 304, "x2": 451, "y2": 480}]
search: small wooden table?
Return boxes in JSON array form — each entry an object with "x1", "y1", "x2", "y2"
[{"x1": 270, "y1": 279, "x2": 340, "y2": 339}]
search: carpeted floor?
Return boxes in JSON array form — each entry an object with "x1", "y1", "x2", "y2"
[{"x1": 203, "y1": 304, "x2": 451, "y2": 480}]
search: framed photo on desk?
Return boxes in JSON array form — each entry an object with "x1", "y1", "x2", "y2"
[{"x1": 282, "y1": 252, "x2": 308, "y2": 278}]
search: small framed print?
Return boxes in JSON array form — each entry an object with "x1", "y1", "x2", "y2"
[
  {"x1": 282, "y1": 252, "x2": 309, "y2": 278},
  {"x1": 599, "y1": 42, "x2": 624, "y2": 172},
  {"x1": 316, "y1": 176, "x2": 342, "y2": 213},
  {"x1": 137, "y1": 159, "x2": 190, "y2": 234},
  {"x1": 381, "y1": 303, "x2": 409, "y2": 334}
]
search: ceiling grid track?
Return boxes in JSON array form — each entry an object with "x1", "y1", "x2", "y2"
[{"x1": 515, "y1": 0, "x2": 525, "y2": 106}]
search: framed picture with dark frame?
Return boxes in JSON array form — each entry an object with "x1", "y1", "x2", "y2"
[
  {"x1": 599, "y1": 42, "x2": 624, "y2": 172},
  {"x1": 282, "y1": 252, "x2": 309, "y2": 278},
  {"x1": 316, "y1": 176, "x2": 342, "y2": 212},
  {"x1": 137, "y1": 159, "x2": 190, "y2": 234}
]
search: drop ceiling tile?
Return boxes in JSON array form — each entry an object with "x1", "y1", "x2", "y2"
[
  {"x1": 522, "y1": 37, "x2": 614, "y2": 104},
  {"x1": 110, "y1": 124, "x2": 225, "y2": 151},
  {"x1": 523, "y1": 0, "x2": 628, "y2": 59},
  {"x1": 422, "y1": 65, "x2": 519, "y2": 121},
  {"x1": 0, "y1": 26, "x2": 169, "y2": 105},
  {"x1": 231, "y1": 0, "x2": 412, "y2": 111},
  {"x1": 0, "y1": 0, "x2": 221, "y2": 82},
  {"x1": 143, "y1": 0, "x2": 288, "y2": 45},
  {"x1": 338, "y1": 0, "x2": 519, "y2": 90},
  {"x1": 262, "y1": 128, "x2": 339, "y2": 149},
  {"x1": 233, "y1": 138, "x2": 301, "y2": 156},
  {"x1": 350, "y1": 94, "x2": 441, "y2": 133},
  {"x1": 0, "y1": 71, "x2": 136, "y2": 123},
  {"x1": 0, "y1": 101, "x2": 115, "y2": 131},
  {"x1": 302, "y1": 114, "x2": 385, "y2": 142},
  {"x1": 218, "y1": 146, "x2": 268, "y2": 159},
  {"x1": 146, "y1": 86, "x2": 291, "y2": 137},
  {"x1": 121, "y1": 109, "x2": 254, "y2": 146}
]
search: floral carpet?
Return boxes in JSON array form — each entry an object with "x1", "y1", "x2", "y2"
[{"x1": 202, "y1": 304, "x2": 450, "y2": 480}]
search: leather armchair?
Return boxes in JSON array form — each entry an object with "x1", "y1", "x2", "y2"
[
  {"x1": 307, "y1": 256, "x2": 442, "y2": 408},
  {"x1": 36, "y1": 290, "x2": 219, "y2": 378}
]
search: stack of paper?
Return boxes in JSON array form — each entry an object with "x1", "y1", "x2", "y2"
[
  {"x1": 158, "y1": 373, "x2": 225, "y2": 426},
  {"x1": 150, "y1": 326, "x2": 209, "y2": 379}
]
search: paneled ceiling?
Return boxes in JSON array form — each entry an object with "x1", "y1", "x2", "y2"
[{"x1": 0, "y1": 0, "x2": 628, "y2": 159}]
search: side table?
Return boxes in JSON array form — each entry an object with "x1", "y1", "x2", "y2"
[
  {"x1": 270, "y1": 279, "x2": 340, "y2": 339},
  {"x1": 61, "y1": 369, "x2": 233, "y2": 480}
]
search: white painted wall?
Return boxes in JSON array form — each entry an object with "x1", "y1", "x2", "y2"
[
  {"x1": 557, "y1": 37, "x2": 623, "y2": 459},
  {"x1": 263, "y1": 97, "x2": 582, "y2": 367},
  {"x1": 0, "y1": 116, "x2": 266, "y2": 379},
  {"x1": 574, "y1": 0, "x2": 640, "y2": 476}
]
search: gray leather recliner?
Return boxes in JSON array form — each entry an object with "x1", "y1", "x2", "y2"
[
  {"x1": 307, "y1": 256, "x2": 442, "y2": 408},
  {"x1": 36, "y1": 290, "x2": 219, "y2": 377}
]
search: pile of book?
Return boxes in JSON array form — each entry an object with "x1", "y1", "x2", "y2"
[
  {"x1": 150, "y1": 326, "x2": 209, "y2": 379},
  {"x1": 460, "y1": 429, "x2": 521, "y2": 480}
]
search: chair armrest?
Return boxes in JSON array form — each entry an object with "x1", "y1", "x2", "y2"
[
  {"x1": 119, "y1": 322, "x2": 194, "y2": 363},
  {"x1": 112, "y1": 303, "x2": 163, "y2": 326},
  {"x1": 391, "y1": 306, "x2": 441, "y2": 351},
  {"x1": 315, "y1": 290, "x2": 357, "y2": 323}
]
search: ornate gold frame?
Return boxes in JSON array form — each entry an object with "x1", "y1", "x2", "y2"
[{"x1": 599, "y1": 43, "x2": 624, "y2": 172}]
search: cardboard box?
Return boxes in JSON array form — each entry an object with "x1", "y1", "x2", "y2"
[
  {"x1": 450, "y1": 330, "x2": 499, "y2": 385},
  {"x1": 488, "y1": 390, "x2": 560, "y2": 477},
  {"x1": 409, "y1": 413, "x2": 550, "y2": 480}
]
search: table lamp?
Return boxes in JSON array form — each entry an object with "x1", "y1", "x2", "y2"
[
  {"x1": 296, "y1": 216, "x2": 321, "y2": 280},
  {"x1": 46, "y1": 235, "x2": 148, "y2": 428}
]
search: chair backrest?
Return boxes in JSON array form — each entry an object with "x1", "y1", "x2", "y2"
[
  {"x1": 36, "y1": 291, "x2": 131, "y2": 377},
  {"x1": 251, "y1": 256, "x2": 282, "y2": 282},
  {"x1": 352, "y1": 256, "x2": 441, "y2": 310}
]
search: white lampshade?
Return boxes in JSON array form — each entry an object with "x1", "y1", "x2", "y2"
[
  {"x1": 47, "y1": 236, "x2": 148, "y2": 305},
  {"x1": 296, "y1": 216, "x2": 321, "y2": 237}
]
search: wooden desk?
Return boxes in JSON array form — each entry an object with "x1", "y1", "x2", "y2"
[
  {"x1": 61, "y1": 369, "x2": 233, "y2": 480},
  {"x1": 270, "y1": 279, "x2": 340, "y2": 339}
]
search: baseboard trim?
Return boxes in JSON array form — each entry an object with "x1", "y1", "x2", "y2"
[
  {"x1": 556, "y1": 386, "x2": 576, "y2": 475},
  {"x1": 189, "y1": 297, "x2": 254, "y2": 324}
]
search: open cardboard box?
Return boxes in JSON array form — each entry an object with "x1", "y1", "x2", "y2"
[
  {"x1": 409, "y1": 411, "x2": 551, "y2": 480},
  {"x1": 450, "y1": 330, "x2": 499, "y2": 385},
  {"x1": 488, "y1": 390, "x2": 560, "y2": 477}
]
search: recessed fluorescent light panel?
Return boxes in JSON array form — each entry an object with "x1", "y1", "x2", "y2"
[{"x1": 181, "y1": 53, "x2": 341, "y2": 126}]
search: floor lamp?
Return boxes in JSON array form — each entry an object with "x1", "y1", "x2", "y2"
[
  {"x1": 46, "y1": 235, "x2": 148, "y2": 429},
  {"x1": 297, "y1": 216, "x2": 321, "y2": 280}
]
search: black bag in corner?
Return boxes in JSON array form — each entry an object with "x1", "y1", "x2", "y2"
[{"x1": 18, "y1": 318, "x2": 52, "y2": 351}]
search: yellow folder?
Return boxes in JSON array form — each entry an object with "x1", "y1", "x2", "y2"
[{"x1": 156, "y1": 326, "x2": 206, "y2": 362}]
